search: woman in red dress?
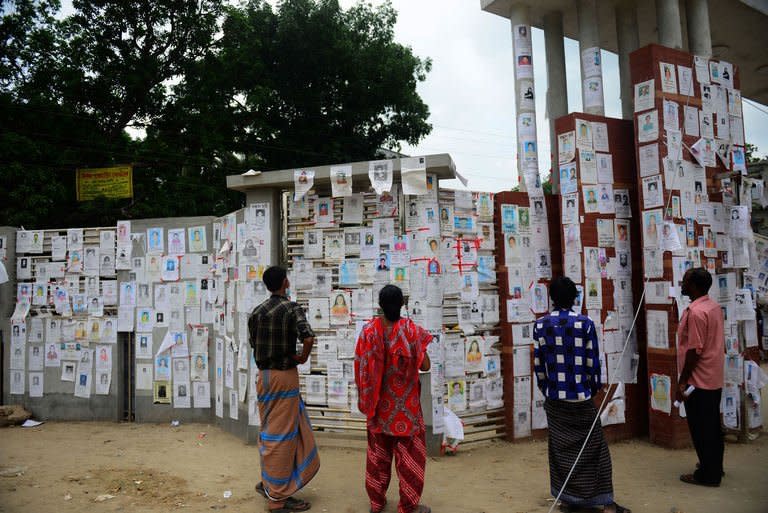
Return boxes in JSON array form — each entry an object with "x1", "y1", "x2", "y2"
[{"x1": 354, "y1": 285, "x2": 432, "y2": 513}]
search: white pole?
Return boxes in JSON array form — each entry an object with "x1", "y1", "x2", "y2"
[{"x1": 510, "y1": 4, "x2": 538, "y2": 192}]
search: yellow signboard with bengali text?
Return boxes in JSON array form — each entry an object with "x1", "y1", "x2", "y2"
[{"x1": 76, "y1": 165, "x2": 133, "y2": 201}]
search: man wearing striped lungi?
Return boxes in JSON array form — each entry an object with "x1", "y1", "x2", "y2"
[
  {"x1": 533, "y1": 277, "x2": 630, "y2": 513},
  {"x1": 249, "y1": 266, "x2": 319, "y2": 512},
  {"x1": 355, "y1": 285, "x2": 432, "y2": 513}
]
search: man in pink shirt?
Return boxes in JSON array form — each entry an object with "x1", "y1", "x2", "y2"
[{"x1": 676, "y1": 268, "x2": 725, "y2": 487}]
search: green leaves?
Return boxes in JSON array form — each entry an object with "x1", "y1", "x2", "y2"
[{"x1": 0, "y1": 0, "x2": 431, "y2": 228}]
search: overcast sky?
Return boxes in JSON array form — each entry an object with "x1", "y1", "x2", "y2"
[
  {"x1": 339, "y1": 0, "x2": 768, "y2": 192},
  {"x1": 58, "y1": 0, "x2": 768, "y2": 193}
]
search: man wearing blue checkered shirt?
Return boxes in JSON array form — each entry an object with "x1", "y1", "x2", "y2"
[
  {"x1": 533, "y1": 294, "x2": 601, "y2": 401},
  {"x1": 532, "y1": 276, "x2": 629, "y2": 513}
]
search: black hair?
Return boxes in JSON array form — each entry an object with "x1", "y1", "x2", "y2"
[
  {"x1": 687, "y1": 267, "x2": 713, "y2": 294},
  {"x1": 263, "y1": 266, "x2": 287, "y2": 292},
  {"x1": 379, "y1": 284, "x2": 404, "y2": 322},
  {"x1": 550, "y1": 276, "x2": 578, "y2": 309}
]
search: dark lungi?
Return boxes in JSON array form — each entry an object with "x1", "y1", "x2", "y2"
[{"x1": 544, "y1": 398, "x2": 614, "y2": 507}]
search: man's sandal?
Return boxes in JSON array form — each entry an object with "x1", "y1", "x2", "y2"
[
  {"x1": 268, "y1": 498, "x2": 311, "y2": 512},
  {"x1": 257, "y1": 483, "x2": 311, "y2": 512},
  {"x1": 256, "y1": 482, "x2": 268, "y2": 499}
]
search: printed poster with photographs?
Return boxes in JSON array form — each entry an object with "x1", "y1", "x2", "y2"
[
  {"x1": 642, "y1": 209, "x2": 663, "y2": 249},
  {"x1": 579, "y1": 150, "x2": 597, "y2": 184},
  {"x1": 294, "y1": 169, "x2": 314, "y2": 201},
  {"x1": 613, "y1": 189, "x2": 632, "y2": 219},
  {"x1": 583, "y1": 186, "x2": 599, "y2": 214},
  {"x1": 677, "y1": 65, "x2": 694, "y2": 96},
  {"x1": 561, "y1": 193, "x2": 579, "y2": 225},
  {"x1": 330, "y1": 164, "x2": 353, "y2": 197},
  {"x1": 575, "y1": 119, "x2": 592, "y2": 150},
  {"x1": 518, "y1": 113, "x2": 536, "y2": 141},
  {"x1": 464, "y1": 337, "x2": 484, "y2": 374},
  {"x1": 583, "y1": 76, "x2": 604, "y2": 109},
  {"x1": 519, "y1": 80, "x2": 535, "y2": 110},
  {"x1": 377, "y1": 185, "x2": 399, "y2": 218},
  {"x1": 558, "y1": 131, "x2": 575, "y2": 164},
  {"x1": 329, "y1": 290, "x2": 351, "y2": 325},
  {"x1": 581, "y1": 47, "x2": 601, "y2": 78},
  {"x1": 342, "y1": 194, "x2": 364, "y2": 224},
  {"x1": 637, "y1": 110, "x2": 659, "y2": 142},
  {"x1": 513, "y1": 24, "x2": 532, "y2": 78},
  {"x1": 314, "y1": 197, "x2": 334, "y2": 228},
  {"x1": 401, "y1": 156, "x2": 427, "y2": 196},
  {"x1": 559, "y1": 162, "x2": 578, "y2": 194},
  {"x1": 642, "y1": 175, "x2": 664, "y2": 209},
  {"x1": 659, "y1": 62, "x2": 677, "y2": 94},
  {"x1": 596, "y1": 153, "x2": 613, "y2": 183},
  {"x1": 646, "y1": 310, "x2": 669, "y2": 349},
  {"x1": 475, "y1": 192, "x2": 494, "y2": 220},
  {"x1": 368, "y1": 160, "x2": 393, "y2": 195},
  {"x1": 650, "y1": 373, "x2": 672, "y2": 414},
  {"x1": 634, "y1": 79, "x2": 654, "y2": 112},
  {"x1": 591, "y1": 122, "x2": 610, "y2": 153}
]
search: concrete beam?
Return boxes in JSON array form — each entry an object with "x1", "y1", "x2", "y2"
[{"x1": 226, "y1": 154, "x2": 457, "y2": 192}]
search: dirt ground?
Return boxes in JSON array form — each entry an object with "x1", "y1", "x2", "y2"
[{"x1": 1, "y1": 413, "x2": 766, "y2": 513}]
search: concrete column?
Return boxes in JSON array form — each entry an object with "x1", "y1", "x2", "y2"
[
  {"x1": 656, "y1": 0, "x2": 683, "y2": 49},
  {"x1": 686, "y1": 0, "x2": 712, "y2": 56},
  {"x1": 616, "y1": 0, "x2": 639, "y2": 120},
  {"x1": 544, "y1": 11, "x2": 567, "y2": 188},
  {"x1": 509, "y1": 4, "x2": 536, "y2": 192},
  {"x1": 576, "y1": 0, "x2": 604, "y2": 115}
]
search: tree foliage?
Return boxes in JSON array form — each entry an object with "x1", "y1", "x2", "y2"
[
  {"x1": 745, "y1": 143, "x2": 761, "y2": 164},
  {"x1": 0, "y1": 0, "x2": 432, "y2": 228}
]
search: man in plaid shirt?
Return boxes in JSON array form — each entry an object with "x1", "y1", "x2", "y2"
[
  {"x1": 249, "y1": 266, "x2": 318, "y2": 512},
  {"x1": 249, "y1": 267, "x2": 315, "y2": 370}
]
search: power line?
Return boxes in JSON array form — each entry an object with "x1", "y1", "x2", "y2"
[
  {"x1": 431, "y1": 123, "x2": 512, "y2": 139},
  {"x1": 4, "y1": 99, "x2": 525, "y2": 152}
]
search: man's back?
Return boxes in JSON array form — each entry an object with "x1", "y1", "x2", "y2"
[
  {"x1": 678, "y1": 295, "x2": 725, "y2": 389},
  {"x1": 533, "y1": 309, "x2": 601, "y2": 401},
  {"x1": 248, "y1": 295, "x2": 314, "y2": 370}
]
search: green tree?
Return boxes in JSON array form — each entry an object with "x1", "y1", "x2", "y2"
[
  {"x1": 1, "y1": 0, "x2": 227, "y2": 227},
  {"x1": 48, "y1": 0, "x2": 223, "y2": 139},
  {"x1": 745, "y1": 143, "x2": 762, "y2": 164},
  {"x1": 156, "y1": 0, "x2": 432, "y2": 170},
  {"x1": 0, "y1": 0, "x2": 432, "y2": 228},
  {"x1": 0, "y1": 0, "x2": 60, "y2": 93}
]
